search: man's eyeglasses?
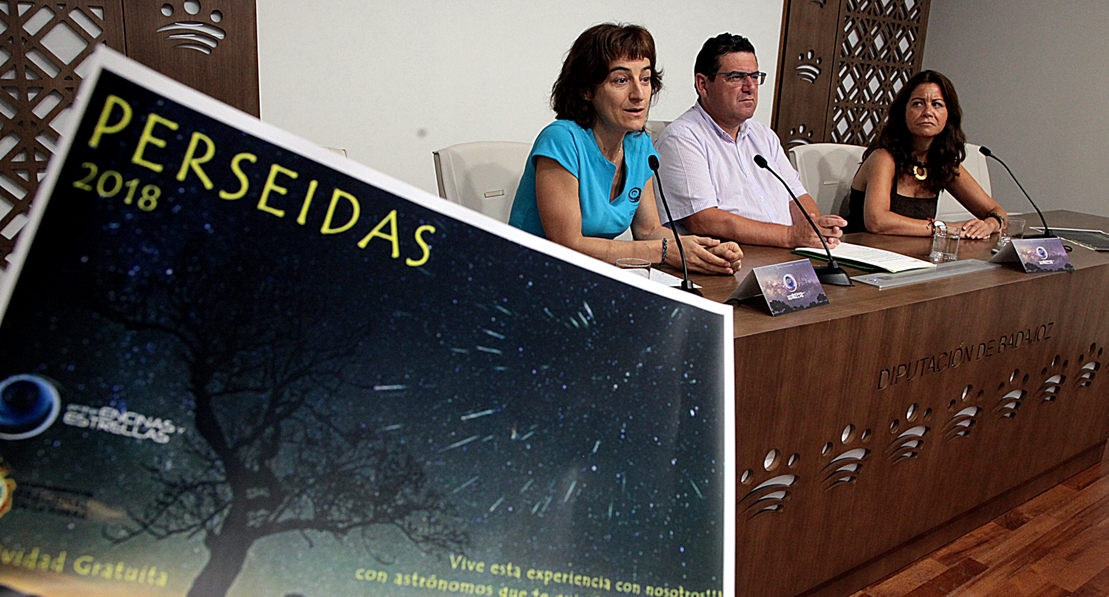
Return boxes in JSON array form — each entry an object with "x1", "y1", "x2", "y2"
[{"x1": 711, "y1": 70, "x2": 766, "y2": 86}]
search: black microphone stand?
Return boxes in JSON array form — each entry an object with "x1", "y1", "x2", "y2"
[
  {"x1": 978, "y1": 146, "x2": 1053, "y2": 239},
  {"x1": 648, "y1": 155, "x2": 702, "y2": 296},
  {"x1": 753, "y1": 154, "x2": 853, "y2": 286}
]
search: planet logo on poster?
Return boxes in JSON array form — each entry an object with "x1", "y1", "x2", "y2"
[
  {"x1": 0, "y1": 458, "x2": 15, "y2": 520},
  {"x1": 1035, "y1": 246, "x2": 1049, "y2": 260},
  {"x1": 0, "y1": 374, "x2": 62, "y2": 440}
]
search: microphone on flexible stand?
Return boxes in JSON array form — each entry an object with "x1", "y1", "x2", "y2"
[
  {"x1": 648, "y1": 155, "x2": 702, "y2": 296},
  {"x1": 753, "y1": 154, "x2": 853, "y2": 286},
  {"x1": 978, "y1": 146, "x2": 1053, "y2": 239}
]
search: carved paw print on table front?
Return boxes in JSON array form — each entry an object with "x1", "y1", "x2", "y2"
[
  {"x1": 994, "y1": 369, "x2": 1030, "y2": 419},
  {"x1": 158, "y1": 1, "x2": 227, "y2": 54},
  {"x1": 1038, "y1": 354, "x2": 1069, "y2": 402},
  {"x1": 738, "y1": 449, "x2": 799, "y2": 519},
  {"x1": 818, "y1": 423, "x2": 870, "y2": 490},
  {"x1": 1075, "y1": 343, "x2": 1103, "y2": 389},
  {"x1": 943, "y1": 384, "x2": 983, "y2": 441},
  {"x1": 886, "y1": 402, "x2": 932, "y2": 463}
]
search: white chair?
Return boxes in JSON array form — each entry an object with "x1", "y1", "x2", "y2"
[
  {"x1": 645, "y1": 120, "x2": 670, "y2": 143},
  {"x1": 788, "y1": 143, "x2": 866, "y2": 217},
  {"x1": 432, "y1": 141, "x2": 532, "y2": 223},
  {"x1": 790, "y1": 142, "x2": 993, "y2": 223},
  {"x1": 936, "y1": 143, "x2": 991, "y2": 222}
]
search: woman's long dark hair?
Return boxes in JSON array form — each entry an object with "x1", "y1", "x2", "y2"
[{"x1": 864, "y1": 70, "x2": 966, "y2": 194}]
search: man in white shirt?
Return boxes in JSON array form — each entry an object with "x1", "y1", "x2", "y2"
[{"x1": 654, "y1": 33, "x2": 845, "y2": 249}]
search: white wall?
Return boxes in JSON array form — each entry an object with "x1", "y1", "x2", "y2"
[
  {"x1": 256, "y1": 1, "x2": 784, "y2": 195},
  {"x1": 924, "y1": 0, "x2": 1109, "y2": 218}
]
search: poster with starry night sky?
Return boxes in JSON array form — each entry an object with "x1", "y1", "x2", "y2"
[{"x1": 0, "y1": 48, "x2": 734, "y2": 597}]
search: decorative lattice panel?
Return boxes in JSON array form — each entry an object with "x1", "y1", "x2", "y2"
[
  {"x1": 830, "y1": 0, "x2": 928, "y2": 145},
  {"x1": 772, "y1": 0, "x2": 931, "y2": 150},
  {"x1": 0, "y1": 1, "x2": 123, "y2": 267}
]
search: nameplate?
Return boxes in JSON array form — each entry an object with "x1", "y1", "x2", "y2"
[
  {"x1": 990, "y1": 238, "x2": 1074, "y2": 273},
  {"x1": 728, "y1": 259, "x2": 828, "y2": 316}
]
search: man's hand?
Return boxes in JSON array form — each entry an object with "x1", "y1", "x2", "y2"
[
  {"x1": 674, "y1": 235, "x2": 743, "y2": 275},
  {"x1": 788, "y1": 202, "x2": 846, "y2": 249}
]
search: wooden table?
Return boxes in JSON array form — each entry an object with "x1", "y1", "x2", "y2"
[{"x1": 690, "y1": 211, "x2": 1109, "y2": 597}]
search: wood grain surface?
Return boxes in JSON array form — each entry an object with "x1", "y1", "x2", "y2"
[{"x1": 850, "y1": 460, "x2": 1109, "y2": 596}]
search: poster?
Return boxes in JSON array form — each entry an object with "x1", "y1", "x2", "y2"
[{"x1": 0, "y1": 48, "x2": 735, "y2": 597}]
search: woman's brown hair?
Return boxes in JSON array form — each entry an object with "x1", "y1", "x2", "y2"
[{"x1": 551, "y1": 23, "x2": 663, "y2": 129}]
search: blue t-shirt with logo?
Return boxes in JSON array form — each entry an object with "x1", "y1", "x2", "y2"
[{"x1": 509, "y1": 120, "x2": 658, "y2": 239}]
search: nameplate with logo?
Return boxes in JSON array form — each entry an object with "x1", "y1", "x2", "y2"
[
  {"x1": 728, "y1": 259, "x2": 829, "y2": 316},
  {"x1": 990, "y1": 237, "x2": 1074, "y2": 273}
]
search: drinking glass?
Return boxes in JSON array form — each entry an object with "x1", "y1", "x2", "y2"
[
  {"x1": 942, "y1": 228, "x2": 961, "y2": 262},
  {"x1": 616, "y1": 257, "x2": 652, "y2": 279},
  {"x1": 998, "y1": 217, "x2": 1026, "y2": 247},
  {"x1": 930, "y1": 222, "x2": 949, "y2": 263}
]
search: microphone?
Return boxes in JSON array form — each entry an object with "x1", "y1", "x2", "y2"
[
  {"x1": 753, "y1": 154, "x2": 853, "y2": 286},
  {"x1": 978, "y1": 146, "x2": 1053, "y2": 238},
  {"x1": 648, "y1": 155, "x2": 702, "y2": 296}
]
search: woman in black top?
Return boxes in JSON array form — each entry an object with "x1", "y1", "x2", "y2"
[{"x1": 845, "y1": 70, "x2": 1006, "y2": 238}]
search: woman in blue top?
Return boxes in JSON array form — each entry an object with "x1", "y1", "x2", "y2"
[{"x1": 509, "y1": 24, "x2": 742, "y2": 275}]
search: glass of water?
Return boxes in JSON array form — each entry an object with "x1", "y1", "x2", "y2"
[
  {"x1": 941, "y1": 228, "x2": 961, "y2": 261},
  {"x1": 616, "y1": 257, "x2": 652, "y2": 279},
  {"x1": 930, "y1": 222, "x2": 949, "y2": 263},
  {"x1": 998, "y1": 217, "x2": 1026, "y2": 247},
  {"x1": 930, "y1": 223, "x2": 960, "y2": 263}
]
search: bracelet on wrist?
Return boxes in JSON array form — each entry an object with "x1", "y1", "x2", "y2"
[
  {"x1": 659, "y1": 237, "x2": 668, "y2": 265},
  {"x1": 985, "y1": 212, "x2": 1005, "y2": 232}
]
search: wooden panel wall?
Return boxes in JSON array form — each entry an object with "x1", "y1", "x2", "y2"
[
  {"x1": 0, "y1": 0, "x2": 258, "y2": 269},
  {"x1": 121, "y1": 0, "x2": 258, "y2": 116}
]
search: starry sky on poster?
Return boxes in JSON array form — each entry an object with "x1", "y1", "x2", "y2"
[{"x1": 0, "y1": 69, "x2": 727, "y2": 597}]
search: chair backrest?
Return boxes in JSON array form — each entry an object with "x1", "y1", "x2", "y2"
[
  {"x1": 788, "y1": 143, "x2": 866, "y2": 217},
  {"x1": 645, "y1": 120, "x2": 670, "y2": 143},
  {"x1": 790, "y1": 142, "x2": 994, "y2": 223},
  {"x1": 936, "y1": 143, "x2": 991, "y2": 222},
  {"x1": 433, "y1": 141, "x2": 532, "y2": 222}
]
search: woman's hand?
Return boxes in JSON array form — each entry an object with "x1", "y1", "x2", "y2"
[
  {"x1": 955, "y1": 218, "x2": 995, "y2": 240},
  {"x1": 671, "y1": 235, "x2": 742, "y2": 275}
]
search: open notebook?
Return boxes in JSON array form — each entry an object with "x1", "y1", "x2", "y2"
[{"x1": 793, "y1": 242, "x2": 936, "y2": 273}]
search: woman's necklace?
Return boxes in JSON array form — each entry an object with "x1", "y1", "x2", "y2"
[
  {"x1": 604, "y1": 143, "x2": 623, "y2": 165},
  {"x1": 595, "y1": 132, "x2": 624, "y2": 166},
  {"x1": 912, "y1": 160, "x2": 928, "y2": 181}
]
